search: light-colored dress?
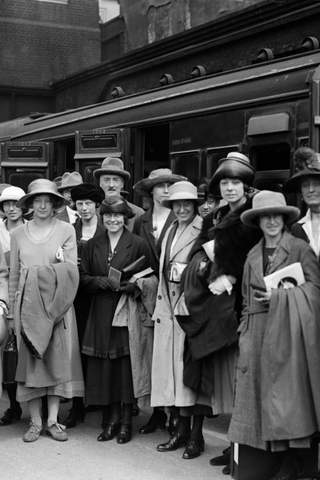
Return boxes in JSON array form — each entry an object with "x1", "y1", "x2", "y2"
[{"x1": 9, "y1": 219, "x2": 84, "y2": 402}]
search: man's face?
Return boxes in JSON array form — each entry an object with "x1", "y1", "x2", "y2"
[
  {"x1": 62, "y1": 188, "x2": 74, "y2": 208},
  {"x1": 99, "y1": 175, "x2": 124, "y2": 196}
]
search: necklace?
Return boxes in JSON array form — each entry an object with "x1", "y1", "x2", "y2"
[{"x1": 107, "y1": 249, "x2": 117, "y2": 265}]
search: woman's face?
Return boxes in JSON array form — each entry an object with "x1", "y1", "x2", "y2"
[
  {"x1": 76, "y1": 199, "x2": 96, "y2": 221},
  {"x1": 172, "y1": 200, "x2": 195, "y2": 226},
  {"x1": 259, "y1": 213, "x2": 284, "y2": 240},
  {"x1": 32, "y1": 195, "x2": 54, "y2": 220},
  {"x1": 219, "y1": 178, "x2": 245, "y2": 206},
  {"x1": 2, "y1": 201, "x2": 23, "y2": 222},
  {"x1": 103, "y1": 213, "x2": 125, "y2": 233},
  {"x1": 152, "y1": 182, "x2": 172, "y2": 206},
  {"x1": 300, "y1": 176, "x2": 320, "y2": 208}
]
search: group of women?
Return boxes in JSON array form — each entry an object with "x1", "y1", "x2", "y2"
[{"x1": 0, "y1": 147, "x2": 320, "y2": 480}]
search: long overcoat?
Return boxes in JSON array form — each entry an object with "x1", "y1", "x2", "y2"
[
  {"x1": 151, "y1": 215, "x2": 202, "y2": 407},
  {"x1": 228, "y1": 231, "x2": 320, "y2": 451}
]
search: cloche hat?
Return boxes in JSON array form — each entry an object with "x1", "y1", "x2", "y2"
[
  {"x1": 209, "y1": 152, "x2": 255, "y2": 192},
  {"x1": 57, "y1": 171, "x2": 83, "y2": 192},
  {"x1": 99, "y1": 195, "x2": 135, "y2": 218},
  {"x1": 0, "y1": 186, "x2": 26, "y2": 210},
  {"x1": 161, "y1": 181, "x2": 199, "y2": 209},
  {"x1": 240, "y1": 190, "x2": 300, "y2": 228},
  {"x1": 16, "y1": 179, "x2": 69, "y2": 209},
  {"x1": 133, "y1": 169, "x2": 187, "y2": 198},
  {"x1": 282, "y1": 147, "x2": 320, "y2": 193},
  {"x1": 93, "y1": 157, "x2": 130, "y2": 182},
  {"x1": 71, "y1": 183, "x2": 105, "y2": 204}
]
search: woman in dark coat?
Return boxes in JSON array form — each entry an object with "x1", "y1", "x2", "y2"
[
  {"x1": 182, "y1": 152, "x2": 262, "y2": 472},
  {"x1": 62, "y1": 183, "x2": 105, "y2": 428},
  {"x1": 80, "y1": 195, "x2": 152, "y2": 444}
]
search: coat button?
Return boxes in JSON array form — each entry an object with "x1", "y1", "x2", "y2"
[
  {"x1": 157, "y1": 319, "x2": 160, "y2": 323},
  {"x1": 158, "y1": 295, "x2": 162, "y2": 300},
  {"x1": 109, "y1": 296, "x2": 113, "y2": 300},
  {"x1": 172, "y1": 291, "x2": 175, "y2": 296}
]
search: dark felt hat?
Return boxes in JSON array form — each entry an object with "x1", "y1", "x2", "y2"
[
  {"x1": 209, "y1": 152, "x2": 255, "y2": 192},
  {"x1": 99, "y1": 195, "x2": 135, "y2": 218},
  {"x1": 71, "y1": 183, "x2": 105, "y2": 204},
  {"x1": 133, "y1": 169, "x2": 187, "y2": 198}
]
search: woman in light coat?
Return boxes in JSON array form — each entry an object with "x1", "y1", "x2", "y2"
[
  {"x1": 228, "y1": 191, "x2": 320, "y2": 480},
  {"x1": 151, "y1": 181, "x2": 211, "y2": 460}
]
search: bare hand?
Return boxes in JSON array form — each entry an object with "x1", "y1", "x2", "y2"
[{"x1": 254, "y1": 289, "x2": 272, "y2": 305}]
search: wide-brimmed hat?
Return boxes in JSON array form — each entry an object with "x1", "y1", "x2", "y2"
[
  {"x1": 99, "y1": 195, "x2": 135, "y2": 218},
  {"x1": 16, "y1": 179, "x2": 69, "y2": 209},
  {"x1": 71, "y1": 183, "x2": 105, "y2": 204},
  {"x1": 133, "y1": 169, "x2": 187, "y2": 197},
  {"x1": 161, "y1": 181, "x2": 199, "y2": 209},
  {"x1": 0, "y1": 186, "x2": 26, "y2": 210},
  {"x1": 241, "y1": 190, "x2": 300, "y2": 228},
  {"x1": 93, "y1": 157, "x2": 130, "y2": 182},
  {"x1": 209, "y1": 152, "x2": 255, "y2": 192},
  {"x1": 283, "y1": 147, "x2": 320, "y2": 193},
  {"x1": 57, "y1": 172, "x2": 83, "y2": 192}
]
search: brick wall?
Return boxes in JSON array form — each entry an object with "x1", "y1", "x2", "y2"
[{"x1": 0, "y1": 0, "x2": 101, "y2": 89}]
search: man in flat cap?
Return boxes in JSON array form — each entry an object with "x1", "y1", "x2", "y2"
[{"x1": 93, "y1": 157, "x2": 144, "y2": 231}]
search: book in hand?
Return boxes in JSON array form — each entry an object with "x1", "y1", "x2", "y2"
[
  {"x1": 264, "y1": 262, "x2": 305, "y2": 290},
  {"x1": 108, "y1": 266, "x2": 122, "y2": 284},
  {"x1": 122, "y1": 255, "x2": 146, "y2": 276},
  {"x1": 128, "y1": 267, "x2": 154, "y2": 283}
]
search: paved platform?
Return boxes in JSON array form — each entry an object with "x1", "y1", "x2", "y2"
[{"x1": 0, "y1": 391, "x2": 231, "y2": 480}]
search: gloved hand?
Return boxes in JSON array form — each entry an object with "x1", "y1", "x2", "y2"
[
  {"x1": 98, "y1": 277, "x2": 119, "y2": 291},
  {"x1": 118, "y1": 281, "x2": 136, "y2": 296},
  {"x1": 208, "y1": 274, "x2": 236, "y2": 295}
]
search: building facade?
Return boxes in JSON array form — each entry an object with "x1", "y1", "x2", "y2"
[{"x1": 0, "y1": 0, "x2": 101, "y2": 121}]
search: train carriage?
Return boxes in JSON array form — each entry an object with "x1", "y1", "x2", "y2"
[{"x1": 1, "y1": 50, "x2": 320, "y2": 208}]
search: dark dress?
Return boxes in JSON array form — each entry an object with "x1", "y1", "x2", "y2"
[
  {"x1": 133, "y1": 207, "x2": 176, "y2": 274},
  {"x1": 80, "y1": 227, "x2": 151, "y2": 405},
  {"x1": 73, "y1": 217, "x2": 105, "y2": 343}
]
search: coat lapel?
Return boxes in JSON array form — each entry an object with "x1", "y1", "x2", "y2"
[
  {"x1": 141, "y1": 210, "x2": 158, "y2": 260},
  {"x1": 170, "y1": 215, "x2": 202, "y2": 260}
]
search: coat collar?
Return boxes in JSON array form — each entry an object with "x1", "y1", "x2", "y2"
[
  {"x1": 248, "y1": 230, "x2": 294, "y2": 284},
  {"x1": 170, "y1": 215, "x2": 202, "y2": 259}
]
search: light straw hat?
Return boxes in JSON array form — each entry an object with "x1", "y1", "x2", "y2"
[
  {"x1": 16, "y1": 179, "x2": 69, "y2": 209},
  {"x1": 161, "y1": 181, "x2": 199, "y2": 209},
  {"x1": 240, "y1": 190, "x2": 300, "y2": 228}
]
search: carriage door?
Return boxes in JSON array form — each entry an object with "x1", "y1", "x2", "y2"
[
  {"x1": 0, "y1": 142, "x2": 53, "y2": 191},
  {"x1": 74, "y1": 128, "x2": 130, "y2": 186},
  {"x1": 245, "y1": 109, "x2": 295, "y2": 194}
]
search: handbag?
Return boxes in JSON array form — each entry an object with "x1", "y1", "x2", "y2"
[{"x1": 3, "y1": 333, "x2": 17, "y2": 384}]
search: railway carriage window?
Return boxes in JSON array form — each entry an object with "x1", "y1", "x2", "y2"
[
  {"x1": 171, "y1": 152, "x2": 200, "y2": 185},
  {"x1": 251, "y1": 143, "x2": 291, "y2": 192}
]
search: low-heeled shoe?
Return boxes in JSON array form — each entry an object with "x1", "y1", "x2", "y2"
[
  {"x1": 210, "y1": 451, "x2": 230, "y2": 466},
  {"x1": 0, "y1": 406, "x2": 22, "y2": 426},
  {"x1": 46, "y1": 421, "x2": 68, "y2": 442},
  {"x1": 117, "y1": 423, "x2": 132, "y2": 444},
  {"x1": 157, "y1": 432, "x2": 189, "y2": 452},
  {"x1": 182, "y1": 438, "x2": 205, "y2": 459},
  {"x1": 98, "y1": 422, "x2": 120, "y2": 442},
  {"x1": 222, "y1": 465, "x2": 231, "y2": 475},
  {"x1": 63, "y1": 408, "x2": 86, "y2": 428},
  {"x1": 139, "y1": 411, "x2": 167, "y2": 434},
  {"x1": 23, "y1": 421, "x2": 42, "y2": 443}
]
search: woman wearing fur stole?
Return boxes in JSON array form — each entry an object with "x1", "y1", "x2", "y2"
[{"x1": 177, "y1": 152, "x2": 262, "y2": 473}]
